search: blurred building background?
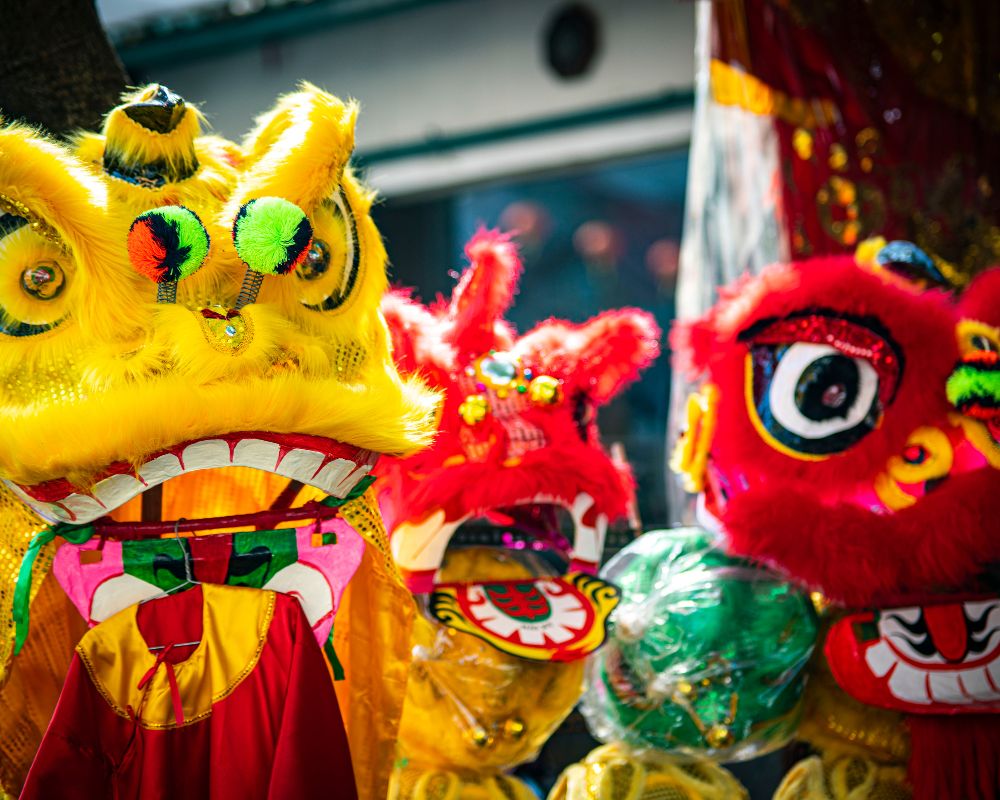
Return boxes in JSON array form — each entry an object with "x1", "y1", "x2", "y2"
[{"x1": 97, "y1": 0, "x2": 694, "y2": 535}]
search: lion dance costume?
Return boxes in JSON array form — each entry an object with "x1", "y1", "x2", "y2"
[
  {"x1": 0, "y1": 84, "x2": 438, "y2": 799},
  {"x1": 376, "y1": 229, "x2": 660, "y2": 799},
  {"x1": 671, "y1": 242, "x2": 1000, "y2": 799}
]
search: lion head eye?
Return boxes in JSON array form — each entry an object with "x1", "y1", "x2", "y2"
[
  {"x1": 740, "y1": 313, "x2": 902, "y2": 457},
  {"x1": 21, "y1": 262, "x2": 65, "y2": 301},
  {"x1": 298, "y1": 188, "x2": 360, "y2": 313},
  {"x1": 0, "y1": 214, "x2": 71, "y2": 337}
]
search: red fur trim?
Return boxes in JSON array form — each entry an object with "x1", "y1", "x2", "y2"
[
  {"x1": 378, "y1": 229, "x2": 660, "y2": 532},
  {"x1": 960, "y1": 266, "x2": 1000, "y2": 326},
  {"x1": 518, "y1": 309, "x2": 660, "y2": 405},
  {"x1": 722, "y1": 470, "x2": 1000, "y2": 606},
  {"x1": 381, "y1": 290, "x2": 438, "y2": 374},
  {"x1": 382, "y1": 440, "x2": 633, "y2": 525},
  {"x1": 675, "y1": 255, "x2": 960, "y2": 486},
  {"x1": 908, "y1": 715, "x2": 1000, "y2": 800}
]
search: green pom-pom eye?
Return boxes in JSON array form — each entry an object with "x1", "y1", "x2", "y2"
[
  {"x1": 128, "y1": 205, "x2": 210, "y2": 284},
  {"x1": 232, "y1": 197, "x2": 313, "y2": 276}
]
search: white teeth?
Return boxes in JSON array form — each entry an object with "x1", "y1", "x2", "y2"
[
  {"x1": 887, "y1": 660, "x2": 932, "y2": 704},
  {"x1": 60, "y1": 494, "x2": 108, "y2": 523},
  {"x1": 90, "y1": 575, "x2": 162, "y2": 622},
  {"x1": 887, "y1": 606, "x2": 922, "y2": 625},
  {"x1": 391, "y1": 510, "x2": 464, "y2": 572},
  {"x1": 232, "y1": 438, "x2": 281, "y2": 471},
  {"x1": 928, "y1": 670, "x2": 973, "y2": 704},
  {"x1": 988, "y1": 659, "x2": 1000, "y2": 689},
  {"x1": 139, "y1": 453, "x2": 183, "y2": 484},
  {"x1": 959, "y1": 667, "x2": 1000, "y2": 702},
  {"x1": 15, "y1": 435, "x2": 372, "y2": 523},
  {"x1": 263, "y1": 563, "x2": 333, "y2": 626},
  {"x1": 313, "y1": 459, "x2": 362, "y2": 497},
  {"x1": 92, "y1": 473, "x2": 144, "y2": 511},
  {"x1": 182, "y1": 439, "x2": 231, "y2": 471},
  {"x1": 275, "y1": 449, "x2": 326, "y2": 483},
  {"x1": 568, "y1": 492, "x2": 606, "y2": 564},
  {"x1": 864, "y1": 641, "x2": 896, "y2": 677}
]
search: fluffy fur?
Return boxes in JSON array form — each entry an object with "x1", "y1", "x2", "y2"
[
  {"x1": 670, "y1": 255, "x2": 1000, "y2": 603},
  {"x1": 73, "y1": 85, "x2": 239, "y2": 223},
  {"x1": 0, "y1": 125, "x2": 148, "y2": 343},
  {"x1": 95, "y1": 85, "x2": 204, "y2": 177},
  {"x1": 722, "y1": 470, "x2": 1000, "y2": 607},
  {"x1": 672, "y1": 256, "x2": 960, "y2": 489},
  {"x1": 380, "y1": 228, "x2": 660, "y2": 532},
  {"x1": 0, "y1": 90, "x2": 439, "y2": 492}
]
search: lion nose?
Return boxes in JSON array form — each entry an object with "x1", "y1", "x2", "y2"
[{"x1": 123, "y1": 85, "x2": 187, "y2": 134}]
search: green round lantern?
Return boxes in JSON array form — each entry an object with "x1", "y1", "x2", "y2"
[{"x1": 580, "y1": 527, "x2": 818, "y2": 761}]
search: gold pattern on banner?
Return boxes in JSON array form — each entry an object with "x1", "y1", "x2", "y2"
[
  {"x1": 816, "y1": 177, "x2": 886, "y2": 247},
  {"x1": 710, "y1": 60, "x2": 841, "y2": 129}
]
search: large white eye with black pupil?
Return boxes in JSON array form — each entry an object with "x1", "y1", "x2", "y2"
[
  {"x1": 298, "y1": 188, "x2": 360, "y2": 313},
  {"x1": 751, "y1": 342, "x2": 882, "y2": 455}
]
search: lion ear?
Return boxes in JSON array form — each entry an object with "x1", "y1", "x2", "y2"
[
  {"x1": 230, "y1": 83, "x2": 357, "y2": 216},
  {"x1": 444, "y1": 228, "x2": 522, "y2": 360},
  {"x1": 520, "y1": 308, "x2": 661, "y2": 404}
]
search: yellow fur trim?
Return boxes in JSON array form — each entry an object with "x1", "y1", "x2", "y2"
[
  {"x1": 74, "y1": 131, "x2": 239, "y2": 224},
  {"x1": 0, "y1": 367, "x2": 437, "y2": 487}
]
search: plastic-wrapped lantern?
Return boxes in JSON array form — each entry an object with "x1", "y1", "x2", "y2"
[{"x1": 581, "y1": 527, "x2": 818, "y2": 761}]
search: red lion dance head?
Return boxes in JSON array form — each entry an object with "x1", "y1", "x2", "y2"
[
  {"x1": 380, "y1": 229, "x2": 660, "y2": 594},
  {"x1": 672, "y1": 243, "x2": 1000, "y2": 799}
]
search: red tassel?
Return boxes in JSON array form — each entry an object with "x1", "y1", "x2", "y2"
[{"x1": 908, "y1": 714, "x2": 1000, "y2": 800}]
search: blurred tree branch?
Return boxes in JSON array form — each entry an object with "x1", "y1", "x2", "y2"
[{"x1": 0, "y1": 0, "x2": 128, "y2": 137}]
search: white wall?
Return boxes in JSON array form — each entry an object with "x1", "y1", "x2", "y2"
[{"x1": 122, "y1": 0, "x2": 695, "y2": 194}]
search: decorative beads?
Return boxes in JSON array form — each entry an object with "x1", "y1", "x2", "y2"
[
  {"x1": 528, "y1": 375, "x2": 560, "y2": 404},
  {"x1": 459, "y1": 394, "x2": 489, "y2": 425}
]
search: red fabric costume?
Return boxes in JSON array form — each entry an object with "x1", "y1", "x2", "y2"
[{"x1": 21, "y1": 584, "x2": 355, "y2": 800}]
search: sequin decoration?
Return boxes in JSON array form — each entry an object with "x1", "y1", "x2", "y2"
[
  {"x1": 338, "y1": 487, "x2": 398, "y2": 576},
  {"x1": 0, "y1": 483, "x2": 53, "y2": 685},
  {"x1": 0, "y1": 195, "x2": 62, "y2": 248},
  {"x1": 331, "y1": 341, "x2": 366, "y2": 382},
  {"x1": 199, "y1": 306, "x2": 255, "y2": 355},
  {"x1": 741, "y1": 312, "x2": 902, "y2": 405},
  {"x1": 1, "y1": 350, "x2": 85, "y2": 407}
]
